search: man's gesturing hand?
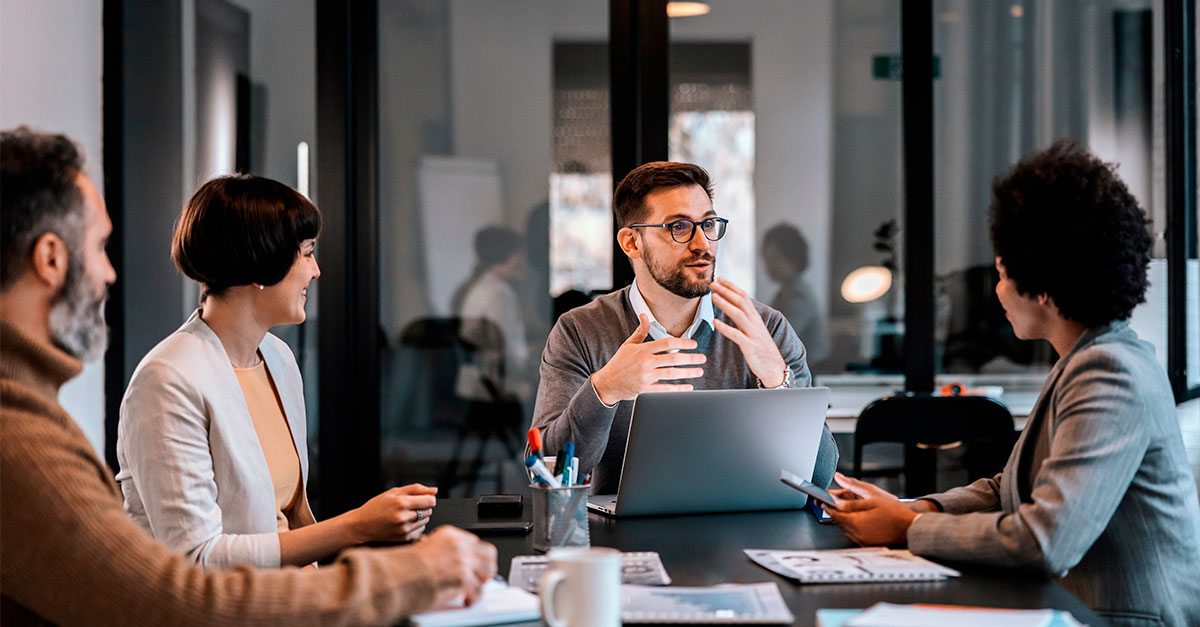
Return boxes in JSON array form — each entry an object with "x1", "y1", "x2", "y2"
[
  {"x1": 710, "y1": 277, "x2": 789, "y2": 387},
  {"x1": 591, "y1": 313, "x2": 706, "y2": 406}
]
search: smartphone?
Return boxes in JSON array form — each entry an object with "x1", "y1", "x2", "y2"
[
  {"x1": 462, "y1": 521, "x2": 532, "y2": 535},
  {"x1": 807, "y1": 498, "x2": 836, "y2": 524},
  {"x1": 476, "y1": 494, "x2": 523, "y2": 517},
  {"x1": 780, "y1": 468, "x2": 839, "y2": 508}
]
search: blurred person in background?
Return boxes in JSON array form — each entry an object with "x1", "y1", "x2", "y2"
[
  {"x1": 452, "y1": 225, "x2": 533, "y2": 402},
  {"x1": 761, "y1": 223, "x2": 828, "y2": 363}
]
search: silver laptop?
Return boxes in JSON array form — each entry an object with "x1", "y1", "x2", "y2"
[{"x1": 587, "y1": 387, "x2": 831, "y2": 517}]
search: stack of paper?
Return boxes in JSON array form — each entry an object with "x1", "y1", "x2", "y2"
[
  {"x1": 746, "y1": 547, "x2": 960, "y2": 584},
  {"x1": 816, "y1": 603, "x2": 1084, "y2": 627}
]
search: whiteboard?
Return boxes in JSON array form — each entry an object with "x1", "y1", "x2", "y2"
[{"x1": 417, "y1": 156, "x2": 504, "y2": 315}]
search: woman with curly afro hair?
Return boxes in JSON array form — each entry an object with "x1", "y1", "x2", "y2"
[{"x1": 825, "y1": 139, "x2": 1200, "y2": 627}]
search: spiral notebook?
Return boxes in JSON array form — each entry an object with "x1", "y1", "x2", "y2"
[{"x1": 745, "y1": 548, "x2": 960, "y2": 584}]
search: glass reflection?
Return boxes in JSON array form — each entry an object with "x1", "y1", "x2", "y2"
[{"x1": 378, "y1": 0, "x2": 609, "y2": 496}]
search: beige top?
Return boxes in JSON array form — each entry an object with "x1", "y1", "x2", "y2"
[{"x1": 234, "y1": 359, "x2": 303, "y2": 532}]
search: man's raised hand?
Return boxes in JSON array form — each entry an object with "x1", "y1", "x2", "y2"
[
  {"x1": 710, "y1": 277, "x2": 789, "y2": 387},
  {"x1": 591, "y1": 314, "x2": 706, "y2": 406}
]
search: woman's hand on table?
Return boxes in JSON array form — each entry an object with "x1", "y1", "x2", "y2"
[{"x1": 350, "y1": 483, "x2": 438, "y2": 543}]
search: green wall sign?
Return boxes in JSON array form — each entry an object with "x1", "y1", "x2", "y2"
[{"x1": 873, "y1": 55, "x2": 942, "y2": 80}]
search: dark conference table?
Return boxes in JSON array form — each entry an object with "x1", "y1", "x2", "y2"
[{"x1": 427, "y1": 498, "x2": 1106, "y2": 626}]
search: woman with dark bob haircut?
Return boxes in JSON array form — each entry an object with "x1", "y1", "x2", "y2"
[
  {"x1": 824, "y1": 140, "x2": 1200, "y2": 626},
  {"x1": 116, "y1": 175, "x2": 440, "y2": 569}
]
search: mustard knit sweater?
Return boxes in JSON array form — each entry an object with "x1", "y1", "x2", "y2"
[{"x1": 0, "y1": 322, "x2": 437, "y2": 626}]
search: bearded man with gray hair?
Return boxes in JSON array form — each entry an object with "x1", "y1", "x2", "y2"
[{"x1": 0, "y1": 127, "x2": 111, "y2": 361}]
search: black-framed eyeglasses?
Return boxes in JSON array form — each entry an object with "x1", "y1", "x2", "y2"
[{"x1": 628, "y1": 217, "x2": 729, "y2": 243}]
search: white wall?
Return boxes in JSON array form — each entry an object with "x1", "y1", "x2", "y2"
[{"x1": 0, "y1": 0, "x2": 106, "y2": 455}]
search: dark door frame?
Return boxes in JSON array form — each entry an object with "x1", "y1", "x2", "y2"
[
  {"x1": 102, "y1": 0, "x2": 126, "y2": 469},
  {"x1": 1165, "y1": 0, "x2": 1199, "y2": 404},
  {"x1": 314, "y1": 0, "x2": 382, "y2": 517},
  {"x1": 900, "y1": 0, "x2": 935, "y2": 394},
  {"x1": 609, "y1": 0, "x2": 669, "y2": 289}
]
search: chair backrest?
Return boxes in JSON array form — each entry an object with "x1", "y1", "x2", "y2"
[
  {"x1": 853, "y1": 394, "x2": 1016, "y2": 481},
  {"x1": 399, "y1": 317, "x2": 463, "y2": 349}
]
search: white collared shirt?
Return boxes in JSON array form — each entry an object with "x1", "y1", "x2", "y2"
[{"x1": 627, "y1": 277, "x2": 714, "y2": 340}]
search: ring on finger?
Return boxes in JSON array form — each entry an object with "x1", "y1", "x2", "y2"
[{"x1": 415, "y1": 509, "x2": 424, "y2": 522}]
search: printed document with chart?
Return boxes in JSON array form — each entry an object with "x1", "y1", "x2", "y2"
[{"x1": 745, "y1": 547, "x2": 960, "y2": 584}]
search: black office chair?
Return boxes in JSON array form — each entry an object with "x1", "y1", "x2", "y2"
[
  {"x1": 395, "y1": 317, "x2": 467, "y2": 427},
  {"x1": 852, "y1": 393, "x2": 1016, "y2": 497},
  {"x1": 399, "y1": 316, "x2": 525, "y2": 495}
]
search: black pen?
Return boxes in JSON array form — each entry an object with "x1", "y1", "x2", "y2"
[{"x1": 552, "y1": 448, "x2": 566, "y2": 476}]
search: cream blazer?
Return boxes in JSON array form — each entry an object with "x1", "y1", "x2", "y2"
[{"x1": 115, "y1": 310, "x2": 316, "y2": 569}]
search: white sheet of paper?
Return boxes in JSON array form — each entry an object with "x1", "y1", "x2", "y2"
[{"x1": 409, "y1": 580, "x2": 539, "y2": 627}]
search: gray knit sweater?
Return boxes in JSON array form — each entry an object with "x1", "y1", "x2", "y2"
[{"x1": 530, "y1": 286, "x2": 839, "y2": 495}]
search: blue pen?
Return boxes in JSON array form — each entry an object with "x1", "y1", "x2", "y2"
[{"x1": 562, "y1": 442, "x2": 575, "y2": 485}]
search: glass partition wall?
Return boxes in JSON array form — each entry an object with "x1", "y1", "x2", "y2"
[
  {"x1": 105, "y1": 0, "x2": 1195, "y2": 515},
  {"x1": 667, "y1": 1, "x2": 907, "y2": 380},
  {"x1": 104, "y1": 0, "x2": 320, "y2": 481},
  {"x1": 376, "y1": 1, "x2": 611, "y2": 496},
  {"x1": 933, "y1": 0, "x2": 1175, "y2": 398},
  {"x1": 318, "y1": 0, "x2": 1194, "y2": 508},
  {"x1": 375, "y1": 0, "x2": 910, "y2": 497}
]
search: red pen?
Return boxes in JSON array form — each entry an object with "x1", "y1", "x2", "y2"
[{"x1": 527, "y1": 427, "x2": 544, "y2": 460}]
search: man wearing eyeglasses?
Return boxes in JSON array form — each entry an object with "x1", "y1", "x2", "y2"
[{"x1": 530, "y1": 161, "x2": 838, "y2": 495}]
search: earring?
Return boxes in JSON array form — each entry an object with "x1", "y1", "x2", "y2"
[{"x1": 257, "y1": 284, "x2": 264, "y2": 291}]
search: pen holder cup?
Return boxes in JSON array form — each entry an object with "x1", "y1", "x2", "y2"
[{"x1": 531, "y1": 484, "x2": 591, "y2": 553}]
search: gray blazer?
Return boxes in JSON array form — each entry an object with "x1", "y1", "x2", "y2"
[{"x1": 908, "y1": 321, "x2": 1200, "y2": 627}]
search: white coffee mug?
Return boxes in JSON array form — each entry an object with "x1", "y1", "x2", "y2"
[{"x1": 538, "y1": 547, "x2": 621, "y2": 627}]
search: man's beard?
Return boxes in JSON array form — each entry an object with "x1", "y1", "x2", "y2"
[
  {"x1": 49, "y1": 254, "x2": 109, "y2": 363},
  {"x1": 644, "y1": 246, "x2": 716, "y2": 299}
]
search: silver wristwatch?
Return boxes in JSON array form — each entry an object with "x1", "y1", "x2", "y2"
[{"x1": 757, "y1": 367, "x2": 793, "y2": 390}]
